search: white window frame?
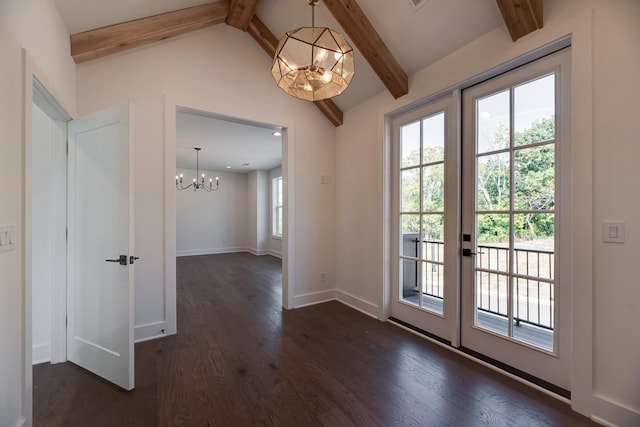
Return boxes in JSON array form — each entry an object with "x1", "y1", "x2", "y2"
[{"x1": 272, "y1": 176, "x2": 283, "y2": 238}]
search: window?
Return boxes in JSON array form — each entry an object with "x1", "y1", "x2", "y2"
[{"x1": 272, "y1": 176, "x2": 283, "y2": 237}]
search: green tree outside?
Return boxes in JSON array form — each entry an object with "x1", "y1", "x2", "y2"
[{"x1": 401, "y1": 117, "x2": 555, "y2": 244}]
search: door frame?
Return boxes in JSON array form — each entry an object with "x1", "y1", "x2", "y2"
[
  {"x1": 31, "y1": 79, "x2": 69, "y2": 366},
  {"x1": 383, "y1": 36, "x2": 581, "y2": 396},
  {"x1": 22, "y1": 49, "x2": 74, "y2": 427},
  {"x1": 163, "y1": 95, "x2": 295, "y2": 311}
]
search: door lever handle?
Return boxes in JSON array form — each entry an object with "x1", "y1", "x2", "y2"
[
  {"x1": 129, "y1": 256, "x2": 140, "y2": 264},
  {"x1": 106, "y1": 255, "x2": 128, "y2": 265},
  {"x1": 462, "y1": 248, "x2": 485, "y2": 257}
]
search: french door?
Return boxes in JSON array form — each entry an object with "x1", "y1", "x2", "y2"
[
  {"x1": 461, "y1": 49, "x2": 571, "y2": 390},
  {"x1": 390, "y1": 95, "x2": 460, "y2": 342},
  {"x1": 392, "y1": 48, "x2": 571, "y2": 390}
]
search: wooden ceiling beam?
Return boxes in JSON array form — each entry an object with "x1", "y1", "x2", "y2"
[
  {"x1": 247, "y1": 15, "x2": 344, "y2": 127},
  {"x1": 495, "y1": 0, "x2": 543, "y2": 42},
  {"x1": 322, "y1": 0, "x2": 408, "y2": 99},
  {"x1": 71, "y1": 1, "x2": 229, "y2": 64},
  {"x1": 226, "y1": 0, "x2": 262, "y2": 31}
]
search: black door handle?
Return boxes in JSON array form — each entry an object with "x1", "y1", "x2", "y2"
[
  {"x1": 130, "y1": 256, "x2": 140, "y2": 264},
  {"x1": 462, "y1": 248, "x2": 485, "y2": 257},
  {"x1": 106, "y1": 255, "x2": 128, "y2": 265}
]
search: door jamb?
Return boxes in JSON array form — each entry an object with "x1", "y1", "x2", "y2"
[{"x1": 22, "y1": 48, "x2": 73, "y2": 427}]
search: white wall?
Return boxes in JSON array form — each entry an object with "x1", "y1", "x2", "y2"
[
  {"x1": 247, "y1": 171, "x2": 258, "y2": 252},
  {"x1": 591, "y1": 1, "x2": 640, "y2": 423},
  {"x1": 335, "y1": 0, "x2": 639, "y2": 424},
  {"x1": 176, "y1": 169, "x2": 248, "y2": 256},
  {"x1": 76, "y1": 24, "x2": 337, "y2": 333},
  {"x1": 269, "y1": 166, "x2": 283, "y2": 257},
  {"x1": 0, "y1": 0, "x2": 76, "y2": 425},
  {"x1": 247, "y1": 170, "x2": 269, "y2": 255}
]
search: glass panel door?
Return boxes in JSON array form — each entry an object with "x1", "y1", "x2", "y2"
[
  {"x1": 391, "y1": 95, "x2": 459, "y2": 342},
  {"x1": 461, "y1": 49, "x2": 571, "y2": 390}
]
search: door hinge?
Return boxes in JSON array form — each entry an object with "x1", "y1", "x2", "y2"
[
  {"x1": 66, "y1": 228, "x2": 68, "y2": 240},
  {"x1": 66, "y1": 315, "x2": 68, "y2": 327}
]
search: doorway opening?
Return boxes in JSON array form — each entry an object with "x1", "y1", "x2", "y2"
[
  {"x1": 28, "y1": 74, "x2": 137, "y2": 426},
  {"x1": 172, "y1": 106, "x2": 286, "y2": 307}
]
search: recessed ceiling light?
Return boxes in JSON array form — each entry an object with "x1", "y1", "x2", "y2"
[
  {"x1": 272, "y1": 131, "x2": 282, "y2": 137},
  {"x1": 226, "y1": 165, "x2": 231, "y2": 169}
]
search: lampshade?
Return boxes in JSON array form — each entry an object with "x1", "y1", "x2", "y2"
[{"x1": 271, "y1": 2, "x2": 354, "y2": 101}]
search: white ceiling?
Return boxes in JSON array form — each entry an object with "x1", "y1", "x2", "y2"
[
  {"x1": 54, "y1": 0, "x2": 506, "y2": 111},
  {"x1": 176, "y1": 108, "x2": 282, "y2": 173},
  {"x1": 54, "y1": 0, "x2": 507, "y2": 170}
]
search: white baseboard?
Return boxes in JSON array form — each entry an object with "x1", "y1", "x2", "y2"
[
  {"x1": 294, "y1": 289, "x2": 337, "y2": 308},
  {"x1": 32, "y1": 343, "x2": 50, "y2": 365},
  {"x1": 135, "y1": 321, "x2": 171, "y2": 343},
  {"x1": 247, "y1": 247, "x2": 270, "y2": 256},
  {"x1": 176, "y1": 247, "x2": 245, "y2": 257},
  {"x1": 269, "y1": 249, "x2": 282, "y2": 259},
  {"x1": 592, "y1": 393, "x2": 640, "y2": 427},
  {"x1": 335, "y1": 290, "x2": 380, "y2": 319}
]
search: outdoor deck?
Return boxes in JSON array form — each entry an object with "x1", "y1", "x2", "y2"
[{"x1": 403, "y1": 293, "x2": 554, "y2": 350}]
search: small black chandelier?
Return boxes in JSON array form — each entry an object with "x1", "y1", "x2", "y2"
[{"x1": 176, "y1": 147, "x2": 219, "y2": 192}]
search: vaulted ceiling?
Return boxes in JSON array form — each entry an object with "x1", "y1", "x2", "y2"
[{"x1": 54, "y1": 0, "x2": 543, "y2": 126}]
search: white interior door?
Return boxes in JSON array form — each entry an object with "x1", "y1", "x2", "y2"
[
  {"x1": 460, "y1": 49, "x2": 571, "y2": 391},
  {"x1": 67, "y1": 103, "x2": 135, "y2": 390},
  {"x1": 390, "y1": 95, "x2": 460, "y2": 343}
]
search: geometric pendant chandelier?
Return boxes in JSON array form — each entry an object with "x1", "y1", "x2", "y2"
[{"x1": 272, "y1": 0, "x2": 355, "y2": 101}]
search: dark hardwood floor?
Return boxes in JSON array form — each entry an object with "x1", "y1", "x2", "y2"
[{"x1": 34, "y1": 253, "x2": 596, "y2": 426}]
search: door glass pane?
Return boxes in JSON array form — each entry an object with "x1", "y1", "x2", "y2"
[
  {"x1": 401, "y1": 214, "x2": 420, "y2": 257},
  {"x1": 472, "y1": 72, "x2": 559, "y2": 351},
  {"x1": 401, "y1": 168, "x2": 420, "y2": 212},
  {"x1": 514, "y1": 146, "x2": 555, "y2": 211},
  {"x1": 397, "y1": 109, "x2": 447, "y2": 317},
  {"x1": 477, "y1": 90, "x2": 510, "y2": 154},
  {"x1": 421, "y1": 214, "x2": 444, "y2": 250},
  {"x1": 513, "y1": 278, "x2": 554, "y2": 351},
  {"x1": 423, "y1": 112, "x2": 445, "y2": 163},
  {"x1": 514, "y1": 74, "x2": 555, "y2": 146},
  {"x1": 477, "y1": 213, "x2": 510, "y2": 265},
  {"x1": 422, "y1": 164, "x2": 444, "y2": 212},
  {"x1": 514, "y1": 215, "x2": 555, "y2": 281},
  {"x1": 475, "y1": 271, "x2": 509, "y2": 336},
  {"x1": 421, "y1": 261, "x2": 443, "y2": 314},
  {"x1": 401, "y1": 258, "x2": 419, "y2": 304},
  {"x1": 401, "y1": 121, "x2": 421, "y2": 167},
  {"x1": 476, "y1": 153, "x2": 510, "y2": 211}
]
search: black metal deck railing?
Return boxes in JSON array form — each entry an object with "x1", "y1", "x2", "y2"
[{"x1": 406, "y1": 238, "x2": 554, "y2": 331}]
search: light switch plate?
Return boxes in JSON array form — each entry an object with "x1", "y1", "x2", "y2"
[
  {"x1": 603, "y1": 221, "x2": 625, "y2": 243},
  {"x1": 0, "y1": 225, "x2": 16, "y2": 252}
]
